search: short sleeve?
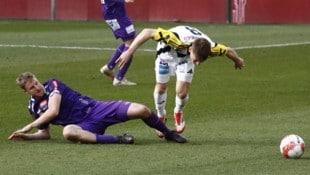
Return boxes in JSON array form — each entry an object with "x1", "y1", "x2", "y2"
[
  {"x1": 153, "y1": 28, "x2": 189, "y2": 50},
  {"x1": 209, "y1": 43, "x2": 228, "y2": 57}
]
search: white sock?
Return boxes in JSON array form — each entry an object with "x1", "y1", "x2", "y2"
[
  {"x1": 154, "y1": 89, "x2": 167, "y2": 117},
  {"x1": 174, "y1": 94, "x2": 189, "y2": 113}
]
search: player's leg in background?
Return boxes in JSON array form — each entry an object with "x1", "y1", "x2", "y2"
[
  {"x1": 113, "y1": 39, "x2": 136, "y2": 86},
  {"x1": 100, "y1": 43, "x2": 125, "y2": 80}
]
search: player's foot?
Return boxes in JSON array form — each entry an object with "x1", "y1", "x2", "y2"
[
  {"x1": 100, "y1": 65, "x2": 115, "y2": 80},
  {"x1": 174, "y1": 112, "x2": 185, "y2": 134},
  {"x1": 155, "y1": 116, "x2": 167, "y2": 138},
  {"x1": 118, "y1": 134, "x2": 135, "y2": 144},
  {"x1": 165, "y1": 131, "x2": 187, "y2": 143},
  {"x1": 113, "y1": 78, "x2": 137, "y2": 86}
]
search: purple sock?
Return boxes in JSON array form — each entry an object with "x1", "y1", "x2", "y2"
[
  {"x1": 96, "y1": 134, "x2": 119, "y2": 144},
  {"x1": 107, "y1": 43, "x2": 125, "y2": 69},
  {"x1": 143, "y1": 111, "x2": 171, "y2": 135},
  {"x1": 115, "y1": 46, "x2": 133, "y2": 80}
]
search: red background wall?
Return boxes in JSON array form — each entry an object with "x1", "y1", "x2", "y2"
[
  {"x1": 133, "y1": 0, "x2": 227, "y2": 23},
  {"x1": 244, "y1": 0, "x2": 310, "y2": 23},
  {"x1": 0, "y1": 0, "x2": 309, "y2": 23},
  {"x1": 0, "y1": 0, "x2": 50, "y2": 19}
]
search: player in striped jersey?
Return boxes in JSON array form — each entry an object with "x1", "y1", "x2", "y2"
[{"x1": 117, "y1": 26, "x2": 245, "y2": 137}]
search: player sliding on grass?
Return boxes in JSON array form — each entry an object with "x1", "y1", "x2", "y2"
[
  {"x1": 117, "y1": 26, "x2": 245, "y2": 137},
  {"x1": 8, "y1": 72, "x2": 186, "y2": 144}
]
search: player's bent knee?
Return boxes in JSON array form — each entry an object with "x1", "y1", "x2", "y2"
[
  {"x1": 129, "y1": 103, "x2": 151, "y2": 119},
  {"x1": 140, "y1": 104, "x2": 151, "y2": 116},
  {"x1": 137, "y1": 104, "x2": 150, "y2": 116},
  {"x1": 140, "y1": 105, "x2": 151, "y2": 117},
  {"x1": 63, "y1": 125, "x2": 80, "y2": 141},
  {"x1": 176, "y1": 92, "x2": 188, "y2": 99},
  {"x1": 155, "y1": 84, "x2": 167, "y2": 93}
]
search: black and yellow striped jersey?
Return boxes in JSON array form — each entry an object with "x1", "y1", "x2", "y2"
[{"x1": 153, "y1": 26, "x2": 228, "y2": 57}]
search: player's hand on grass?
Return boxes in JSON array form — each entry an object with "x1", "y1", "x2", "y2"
[
  {"x1": 8, "y1": 132, "x2": 25, "y2": 141},
  {"x1": 8, "y1": 123, "x2": 33, "y2": 140}
]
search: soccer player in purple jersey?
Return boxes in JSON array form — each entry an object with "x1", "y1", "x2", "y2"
[
  {"x1": 8, "y1": 72, "x2": 186, "y2": 144},
  {"x1": 99, "y1": 0, "x2": 136, "y2": 86}
]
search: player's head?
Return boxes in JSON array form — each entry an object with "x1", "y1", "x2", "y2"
[
  {"x1": 189, "y1": 38, "x2": 211, "y2": 65},
  {"x1": 16, "y1": 72, "x2": 44, "y2": 98}
]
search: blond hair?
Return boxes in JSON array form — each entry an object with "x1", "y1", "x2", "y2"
[{"x1": 16, "y1": 72, "x2": 37, "y2": 89}]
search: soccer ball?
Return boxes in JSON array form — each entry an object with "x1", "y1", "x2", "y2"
[{"x1": 280, "y1": 134, "x2": 305, "y2": 159}]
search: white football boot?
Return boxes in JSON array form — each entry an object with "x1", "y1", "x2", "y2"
[{"x1": 113, "y1": 78, "x2": 136, "y2": 86}]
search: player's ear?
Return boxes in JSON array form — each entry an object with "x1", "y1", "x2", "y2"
[
  {"x1": 188, "y1": 45, "x2": 192, "y2": 52},
  {"x1": 188, "y1": 46, "x2": 193, "y2": 56}
]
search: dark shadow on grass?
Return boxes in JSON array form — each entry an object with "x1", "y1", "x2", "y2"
[
  {"x1": 5, "y1": 135, "x2": 294, "y2": 148},
  {"x1": 297, "y1": 156, "x2": 310, "y2": 160}
]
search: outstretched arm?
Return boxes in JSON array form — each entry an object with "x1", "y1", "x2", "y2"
[
  {"x1": 117, "y1": 28, "x2": 157, "y2": 69},
  {"x1": 226, "y1": 47, "x2": 245, "y2": 69},
  {"x1": 8, "y1": 92, "x2": 61, "y2": 140}
]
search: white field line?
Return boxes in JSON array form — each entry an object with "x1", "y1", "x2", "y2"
[
  {"x1": 0, "y1": 41, "x2": 310, "y2": 52},
  {"x1": 234, "y1": 41, "x2": 310, "y2": 50}
]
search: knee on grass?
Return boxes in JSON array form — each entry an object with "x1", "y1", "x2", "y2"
[{"x1": 63, "y1": 125, "x2": 81, "y2": 142}]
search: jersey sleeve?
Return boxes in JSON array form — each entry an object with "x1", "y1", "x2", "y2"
[
  {"x1": 209, "y1": 43, "x2": 228, "y2": 57},
  {"x1": 153, "y1": 27, "x2": 189, "y2": 50},
  {"x1": 46, "y1": 79, "x2": 63, "y2": 97}
]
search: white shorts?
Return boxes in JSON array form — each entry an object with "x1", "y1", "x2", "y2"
[{"x1": 155, "y1": 57, "x2": 195, "y2": 84}]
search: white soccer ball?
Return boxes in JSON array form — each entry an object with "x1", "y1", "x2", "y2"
[{"x1": 280, "y1": 134, "x2": 305, "y2": 159}]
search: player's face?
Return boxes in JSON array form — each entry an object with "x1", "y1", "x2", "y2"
[{"x1": 24, "y1": 79, "x2": 44, "y2": 99}]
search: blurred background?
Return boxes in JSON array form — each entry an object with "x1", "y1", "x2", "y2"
[{"x1": 0, "y1": 0, "x2": 309, "y2": 24}]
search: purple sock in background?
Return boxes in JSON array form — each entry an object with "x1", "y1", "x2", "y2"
[
  {"x1": 115, "y1": 46, "x2": 133, "y2": 80},
  {"x1": 107, "y1": 43, "x2": 125, "y2": 69}
]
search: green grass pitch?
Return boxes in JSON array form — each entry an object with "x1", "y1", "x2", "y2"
[{"x1": 0, "y1": 20, "x2": 309, "y2": 175}]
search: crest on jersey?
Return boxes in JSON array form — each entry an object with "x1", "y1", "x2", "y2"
[
  {"x1": 183, "y1": 36, "x2": 196, "y2": 43},
  {"x1": 40, "y1": 100, "x2": 47, "y2": 108},
  {"x1": 39, "y1": 100, "x2": 48, "y2": 112}
]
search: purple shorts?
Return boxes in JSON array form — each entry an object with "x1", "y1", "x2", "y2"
[
  {"x1": 77, "y1": 100, "x2": 131, "y2": 134},
  {"x1": 105, "y1": 16, "x2": 136, "y2": 41}
]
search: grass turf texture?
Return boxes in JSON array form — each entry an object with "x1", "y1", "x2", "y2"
[{"x1": 0, "y1": 20, "x2": 310, "y2": 175}]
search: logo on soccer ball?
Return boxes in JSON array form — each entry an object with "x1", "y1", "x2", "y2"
[{"x1": 280, "y1": 134, "x2": 305, "y2": 159}]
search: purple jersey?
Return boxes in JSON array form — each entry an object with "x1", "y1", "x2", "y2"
[
  {"x1": 28, "y1": 79, "x2": 132, "y2": 134},
  {"x1": 28, "y1": 79, "x2": 96, "y2": 129},
  {"x1": 101, "y1": 0, "x2": 127, "y2": 20}
]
